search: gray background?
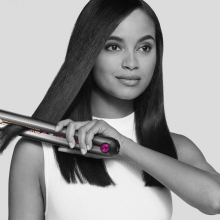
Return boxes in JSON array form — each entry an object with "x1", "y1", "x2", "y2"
[{"x1": 0, "y1": 0, "x2": 220, "y2": 219}]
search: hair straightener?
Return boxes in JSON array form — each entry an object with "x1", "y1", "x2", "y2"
[{"x1": 0, "y1": 109, "x2": 120, "y2": 158}]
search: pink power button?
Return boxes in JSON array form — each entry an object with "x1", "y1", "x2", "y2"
[{"x1": 101, "y1": 143, "x2": 109, "y2": 153}]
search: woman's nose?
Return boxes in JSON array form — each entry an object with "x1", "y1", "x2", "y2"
[{"x1": 122, "y1": 51, "x2": 139, "y2": 70}]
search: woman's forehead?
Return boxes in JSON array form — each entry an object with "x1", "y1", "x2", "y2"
[{"x1": 110, "y1": 9, "x2": 155, "y2": 41}]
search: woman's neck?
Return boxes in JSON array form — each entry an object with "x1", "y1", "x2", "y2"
[{"x1": 91, "y1": 87, "x2": 134, "y2": 119}]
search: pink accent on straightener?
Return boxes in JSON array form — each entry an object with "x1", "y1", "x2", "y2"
[{"x1": 101, "y1": 143, "x2": 109, "y2": 152}]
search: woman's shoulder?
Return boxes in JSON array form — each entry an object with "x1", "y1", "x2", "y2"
[
  {"x1": 170, "y1": 131, "x2": 203, "y2": 165},
  {"x1": 170, "y1": 132, "x2": 189, "y2": 145},
  {"x1": 170, "y1": 132, "x2": 200, "y2": 159},
  {"x1": 9, "y1": 138, "x2": 46, "y2": 216},
  {"x1": 14, "y1": 137, "x2": 43, "y2": 163},
  {"x1": 170, "y1": 132, "x2": 219, "y2": 175},
  {"x1": 12, "y1": 137, "x2": 44, "y2": 180},
  {"x1": 15, "y1": 136, "x2": 43, "y2": 148}
]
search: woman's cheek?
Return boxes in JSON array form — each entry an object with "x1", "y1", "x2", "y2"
[{"x1": 93, "y1": 55, "x2": 115, "y2": 76}]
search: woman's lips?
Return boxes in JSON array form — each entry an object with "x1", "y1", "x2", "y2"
[{"x1": 117, "y1": 78, "x2": 140, "y2": 86}]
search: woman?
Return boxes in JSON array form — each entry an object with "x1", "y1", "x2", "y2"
[{"x1": 1, "y1": 0, "x2": 220, "y2": 219}]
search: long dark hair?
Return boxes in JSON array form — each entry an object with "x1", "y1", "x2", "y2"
[{"x1": 0, "y1": 0, "x2": 178, "y2": 187}]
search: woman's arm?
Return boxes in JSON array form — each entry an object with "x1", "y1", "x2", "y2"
[
  {"x1": 54, "y1": 118, "x2": 220, "y2": 215},
  {"x1": 9, "y1": 137, "x2": 45, "y2": 220},
  {"x1": 120, "y1": 133, "x2": 220, "y2": 215}
]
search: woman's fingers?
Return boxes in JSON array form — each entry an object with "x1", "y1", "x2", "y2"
[
  {"x1": 77, "y1": 119, "x2": 98, "y2": 154},
  {"x1": 55, "y1": 119, "x2": 90, "y2": 132},
  {"x1": 55, "y1": 119, "x2": 98, "y2": 155},
  {"x1": 66, "y1": 122, "x2": 76, "y2": 149},
  {"x1": 55, "y1": 118, "x2": 124, "y2": 157},
  {"x1": 55, "y1": 119, "x2": 72, "y2": 132}
]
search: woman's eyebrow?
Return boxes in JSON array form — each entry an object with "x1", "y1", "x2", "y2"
[{"x1": 107, "y1": 35, "x2": 155, "y2": 43}]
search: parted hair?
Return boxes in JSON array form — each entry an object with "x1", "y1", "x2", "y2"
[{"x1": 0, "y1": 0, "x2": 178, "y2": 187}]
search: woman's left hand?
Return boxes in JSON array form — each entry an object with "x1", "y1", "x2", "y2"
[{"x1": 55, "y1": 118, "x2": 126, "y2": 159}]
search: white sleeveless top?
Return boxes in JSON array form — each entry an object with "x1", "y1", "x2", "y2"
[{"x1": 42, "y1": 112, "x2": 173, "y2": 220}]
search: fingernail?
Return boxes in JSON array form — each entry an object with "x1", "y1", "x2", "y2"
[
  {"x1": 69, "y1": 142, "x2": 74, "y2": 149},
  {"x1": 81, "y1": 149, "x2": 86, "y2": 155},
  {"x1": 86, "y1": 145, "x2": 90, "y2": 150}
]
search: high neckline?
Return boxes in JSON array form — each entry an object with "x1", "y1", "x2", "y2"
[{"x1": 92, "y1": 111, "x2": 134, "y2": 120}]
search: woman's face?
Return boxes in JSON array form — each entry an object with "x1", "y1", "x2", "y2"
[{"x1": 92, "y1": 8, "x2": 156, "y2": 100}]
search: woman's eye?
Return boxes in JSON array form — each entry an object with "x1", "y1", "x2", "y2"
[
  {"x1": 105, "y1": 44, "x2": 151, "y2": 52},
  {"x1": 105, "y1": 44, "x2": 121, "y2": 51},
  {"x1": 139, "y1": 45, "x2": 151, "y2": 52}
]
